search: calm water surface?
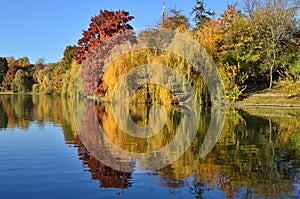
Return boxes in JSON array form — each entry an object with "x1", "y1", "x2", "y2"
[{"x1": 0, "y1": 94, "x2": 299, "y2": 199}]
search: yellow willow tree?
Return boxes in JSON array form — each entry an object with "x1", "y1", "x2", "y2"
[
  {"x1": 103, "y1": 49, "x2": 183, "y2": 104},
  {"x1": 103, "y1": 47, "x2": 209, "y2": 104},
  {"x1": 36, "y1": 63, "x2": 57, "y2": 94},
  {"x1": 62, "y1": 60, "x2": 81, "y2": 97}
]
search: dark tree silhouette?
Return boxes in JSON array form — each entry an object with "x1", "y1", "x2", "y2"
[
  {"x1": 0, "y1": 57, "x2": 8, "y2": 86},
  {"x1": 192, "y1": 0, "x2": 215, "y2": 27}
]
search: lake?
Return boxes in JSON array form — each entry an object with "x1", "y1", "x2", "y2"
[{"x1": 0, "y1": 94, "x2": 299, "y2": 199}]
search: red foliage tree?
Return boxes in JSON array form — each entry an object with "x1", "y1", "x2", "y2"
[
  {"x1": 2, "y1": 65, "x2": 18, "y2": 91},
  {"x1": 74, "y1": 134, "x2": 132, "y2": 188},
  {"x1": 75, "y1": 10, "x2": 135, "y2": 96},
  {"x1": 74, "y1": 10, "x2": 134, "y2": 64}
]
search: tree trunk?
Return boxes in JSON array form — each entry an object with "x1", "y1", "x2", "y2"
[
  {"x1": 269, "y1": 46, "x2": 276, "y2": 89},
  {"x1": 269, "y1": 64, "x2": 273, "y2": 89}
]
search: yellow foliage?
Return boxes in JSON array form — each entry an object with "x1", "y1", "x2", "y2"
[
  {"x1": 103, "y1": 49, "x2": 208, "y2": 104},
  {"x1": 219, "y1": 63, "x2": 248, "y2": 101},
  {"x1": 193, "y1": 18, "x2": 222, "y2": 60}
]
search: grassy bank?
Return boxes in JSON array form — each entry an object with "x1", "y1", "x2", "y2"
[{"x1": 234, "y1": 81, "x2": 300, "y2": 107}]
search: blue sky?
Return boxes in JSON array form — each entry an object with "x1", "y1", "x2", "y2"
[{"x1": 0, "y1": 0, "x2": 233, "y2": 63}]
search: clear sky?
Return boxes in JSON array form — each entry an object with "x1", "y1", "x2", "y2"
[{"x1": 0, "y1": 0, "x2": 233, "y2": 63}]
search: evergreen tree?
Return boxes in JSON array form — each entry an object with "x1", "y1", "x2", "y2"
[
  {"x1": 191, "y1": 0, "x2": 215, "y2": 27},
  {"x1": 0, "y1": 57, "x2": 8, "y2": 86}
]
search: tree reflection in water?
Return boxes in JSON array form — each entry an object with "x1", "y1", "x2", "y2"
[
  {"x1": 74, "y1": 135, "x2": 132, "y2": 189},
  {"x1": 0, "y1": 94, "x2": 299, "y2": 198}
]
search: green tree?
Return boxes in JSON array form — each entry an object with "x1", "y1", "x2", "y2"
[
  {"x1": 0, "y1": 57, "x2": 8, "y2": 86},
  {"x1": 52, "y1": 45, "x2": 77, "y2": 94},
  {"x1": 62, "y1": 45, "x2": 76, "y2": 71},
  {"x1": 220, "y1": 6, "x2": 263, "y2": 83},
  {"x1": 191, "y1": 0, "x2": 215, "y2": 27},
  {"x1": 249, "y1": 0, "x2": 300, "y2": 88},
  {"x1": 11, "y1": 70, "x2": 32, "y2": 93},
  {"x1": 292, "y1": 52, "x2": 300, "y2": 80},
  {"x1": 0, "y1": 99, "x2": 8, "y2": 129}
]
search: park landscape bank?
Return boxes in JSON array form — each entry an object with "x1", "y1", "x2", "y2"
[{"x1": 0, "y1": 1, "x2": 299, "y2": 105}]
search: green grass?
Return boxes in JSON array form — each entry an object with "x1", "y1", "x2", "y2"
[
  {"x1": 235, "y1": 81, "x2": 300, "y2": 106},
  {"x1": 237, "y1": 95, "x2": 300, "y2": 106},
  {"x1": 262, "y1": 81, "x2": 300, "y2": 94},
  {"x1": 237, "y1": 106, "x2": 300, "y2": 118}
]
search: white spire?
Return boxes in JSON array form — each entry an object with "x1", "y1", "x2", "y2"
[{"x1": 162, "y1": 1, "x2": 166, "y2": 23}]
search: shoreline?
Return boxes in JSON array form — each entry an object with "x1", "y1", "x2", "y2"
[
  {"x1": 1, "y1": 92, "x2": 300, "y2": 108},
  {"x1": 230, "y1": 103, "x2": 300, "y2": 108}
]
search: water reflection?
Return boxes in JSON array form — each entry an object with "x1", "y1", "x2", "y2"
[
  {"x1": 74, "y1": 135, "x2": 133, "y2": 189},
  {"x1": 73, "y1": 100, "x2": 211, "y2": 172},
  {"x1": 0, "y1": 94, "x2": 299, "y2": 198}
]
